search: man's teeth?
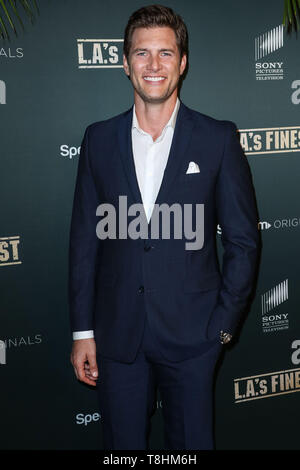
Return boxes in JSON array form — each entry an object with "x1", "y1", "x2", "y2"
[{"x1": 144, "y1": 77, "x2": 165, "y2": 81}]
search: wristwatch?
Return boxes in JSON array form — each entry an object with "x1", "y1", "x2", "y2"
[{"x1": 220, "y1": 330, "x2": 232, "y2": 345}]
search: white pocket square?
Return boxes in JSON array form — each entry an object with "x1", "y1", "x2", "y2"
[{"x1": 186, "y1": 161, "x2": 200, "y2": 174}]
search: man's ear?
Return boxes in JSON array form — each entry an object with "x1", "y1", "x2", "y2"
[
  {"x1": 123, "y1": 54, "x2": 130, "y2": 76},
  {"x1": 179, "y1": 54, "x2": 187, "y2": 76}
]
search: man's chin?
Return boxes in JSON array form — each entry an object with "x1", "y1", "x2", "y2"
[{"x1": 136, "y1": 91, "x2": 173, "y2": 104}]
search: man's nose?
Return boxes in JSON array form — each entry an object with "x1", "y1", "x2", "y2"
[{"x1": 146, "y1": 54, "x2": 161, "y2": 71}]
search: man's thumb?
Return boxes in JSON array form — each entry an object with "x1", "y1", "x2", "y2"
[{"x1": 89, "y1": 357, "x2": 98, "y2": 377}]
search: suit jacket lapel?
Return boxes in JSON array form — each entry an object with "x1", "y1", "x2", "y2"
[
  {"x1": 154, "y1": 102, "x2": 195, "y2": 210},
  {"x1": 117, "y1": 106, "x2": 143, "y2": 207},
  {"x1": 117, "y1": 101, "x2": 195, "y2": 223}
]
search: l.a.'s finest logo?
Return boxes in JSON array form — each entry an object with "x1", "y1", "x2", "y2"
[
  {"x1": 254, "y1": 24, "x2": 284, "y2": 81},
  {"x1": 234, "y1": 342, "x2": 300, "y2": 404},
  {"x1": 77, "y1": 39, "x2": 123, "y2": 68},
  {"x1": 234, "y1": 367, "x2": 300, "y2": 403},
  {"x1": 0, "y1": 236, "x2": 22, "y2": 267},
  {"x1": 239, "y1": 126, "x2": 300, "y2": 155}
]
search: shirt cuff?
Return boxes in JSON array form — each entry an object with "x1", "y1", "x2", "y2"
[{"x1": 73, "y1": 330, "x2": 94, "y2": 340}]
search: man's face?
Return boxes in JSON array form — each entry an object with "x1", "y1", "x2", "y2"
[{"x1": 123, "y1": 26, "x2": 187, "y2": 104}]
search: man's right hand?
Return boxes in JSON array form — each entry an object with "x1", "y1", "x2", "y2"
[{"x1": 70, "y1": 338, "x2": 98, "y2": 386}]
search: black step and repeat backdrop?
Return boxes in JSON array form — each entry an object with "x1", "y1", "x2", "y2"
[{"x1": 1, "y1": 0, "x2": 299, "y2": 450}]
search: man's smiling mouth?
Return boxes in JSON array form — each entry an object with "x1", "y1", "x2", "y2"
[{"x1": 143, "y1": 76, "x2": 166, "y2": 82}]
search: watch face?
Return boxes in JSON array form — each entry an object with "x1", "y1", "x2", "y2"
[{"x1": 220, "y1": 331, "x2": 232, "y2": 344}]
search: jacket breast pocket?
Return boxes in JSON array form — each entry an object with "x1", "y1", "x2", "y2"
[
  {"x1": 177, "y1": 171, "x2": 216, "y2": 200},
  {"x1": 179, "y1": 168, "x2": 216, "y2": 182}
]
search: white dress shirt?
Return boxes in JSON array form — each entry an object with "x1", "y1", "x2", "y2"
[{"x1": 73, "y1": 98, "x2": 181, "y2": 340}]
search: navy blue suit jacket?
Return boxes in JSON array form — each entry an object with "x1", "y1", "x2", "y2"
[{"x1": 68, "y1": 101, "x2": 261, "y2": 363}]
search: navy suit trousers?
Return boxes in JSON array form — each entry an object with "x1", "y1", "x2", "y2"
[{"x1": 96, "y1": 315, "x2": 223, "y2": 450}]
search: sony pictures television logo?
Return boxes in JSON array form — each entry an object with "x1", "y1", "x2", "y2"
[
  {"x1": 77, "y1": 39, "x2": 123, "y2": 68},
  {"x1": 254, "y1": 25, "x2": 284, "y2": 81},
  {"x1": 261, "y1": 279, "x2": 289, "y2": 333}
]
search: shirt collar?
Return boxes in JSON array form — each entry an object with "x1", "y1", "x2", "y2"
[{"x1": 132, "y1": 97, "x2": 180, "y2": 136}]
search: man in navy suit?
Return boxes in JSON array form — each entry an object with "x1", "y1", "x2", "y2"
[{"x1": 69, "y1": 4, "x2": 260, "y2": 450}]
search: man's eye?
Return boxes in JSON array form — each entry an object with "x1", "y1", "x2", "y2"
[
  {"x1": 161, "y1": 52, "x2": 171, "y2": 56},
  {"x1": 137, "y1": 52, "x2": 146, "y2": 56}
]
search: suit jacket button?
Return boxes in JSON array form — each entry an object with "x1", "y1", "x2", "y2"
[
  {"x1": 144, "y1": 244, "x2": 151, "y2": 252},
  {"x1": 138, "y1": 286, "x2": 144, "y2": 294}
]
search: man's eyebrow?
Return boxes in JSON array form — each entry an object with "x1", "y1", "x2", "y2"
[{"x1": 132, "y1": 47, "x2": 176, "y2": 53}]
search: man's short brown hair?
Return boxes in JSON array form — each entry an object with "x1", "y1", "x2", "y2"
[{"x1": 123, "y1": 4, "x2": 189, "y2": 61}]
